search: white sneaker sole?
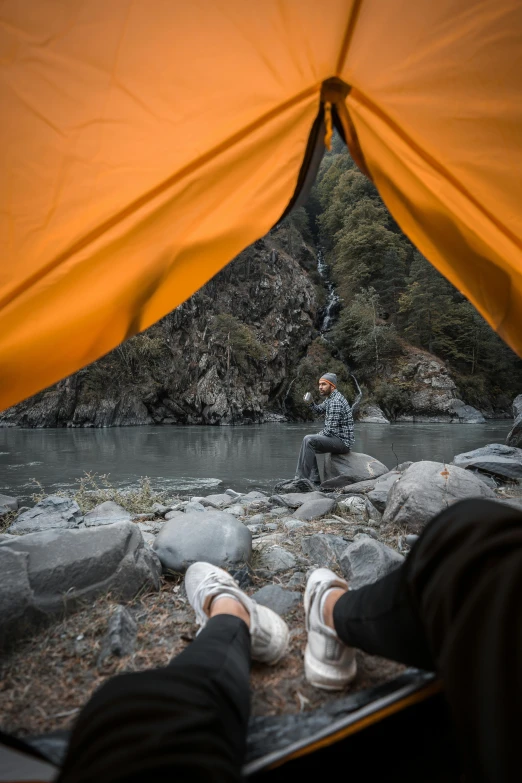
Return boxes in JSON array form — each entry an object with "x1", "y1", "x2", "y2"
[{"x1": 304, "y1": 644, "x2": 357, "y2": 691}]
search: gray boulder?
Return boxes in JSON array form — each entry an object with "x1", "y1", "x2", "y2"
[
  {"x1": 151, "y1": 502, "x2": 171, "y2": 517},
  {"x1": 273, "y1": 491, "x2": 328, "y2": 509},
  {"x1": 513, "y1": 395, "x2": 522, "y2": 420},
  {"x1": 9, "y1": 495, "x2": 83, "y2": 535},
  {"x1": 301, "y1": 534, "x2": 347, "y2": 569},
  {"x1": 164, "y1": 509, "x2": 186, "y2": 521},
  {"x1": 200, "y1": 493, "x2": 234, "y2": 509},
  {"x1": 447, "y1": 400, "x2": 485, "y2": 423},
  {"x1": 97, "y1": 605, "x2": 137, "y2": 666},
  {"x1": 0, "y1": 494, "x2": 18, "y2": 513},
  {"x1": 225, "y1": 489, "x2": 243, "y2": 498},
  {"x1": 251, "y1": 585, "x2": 300, "y2": 616},
  {"x1": 226, "y1": 504, "x2": 246, "y2": 517},
  {"x1": 248, "y1": 513, "x2": 268, "y2": 525},
  {"x1": 339, "y1": 536, "x2": 404, "y2": 589},
  {"x1": 255, "y1": 546, "x2": 297, "y2": 573},
  {"x1": 0, "y1": 522, "x2": 161, "y2": 650},
  {"x1": 284, "y1": 520, "x2": 310, "y2": 531},
  {"x1": 323, "y1": 451, "x2": 388, "y2": 485},
  {"x1": 0, "y1": 547, "x2": 34, "y2": 648},
  {"x1": 338, "y1": 495, "x2": 382, "y2": 524},
  {"x1": 242, "y1": 491, "x2": 269, "y2": 505},
  {"x1": 184, "y1": 501, "x2": 206, "y2": 513},
  {"x1": 453, "y1": 443, "x2": 522, "y2": 480},
  {"x1": 83, "y1": 501, "x2": 131, "y2": 527},
  {"x1": 383, "y1": 461, "x2": 495, "y2": 531},
  {"x1": 287, "y1": 571, "x2": 306, "y2": 587},
  {"x1": 293, "y1": 497, "x2": 337, "y2": 521},
  {"x1": 153, "y1": 511, "x2": 251, "y2": 573},
  {"x1": 367, "y1": 471, "x2": 401, "y2": 512}
]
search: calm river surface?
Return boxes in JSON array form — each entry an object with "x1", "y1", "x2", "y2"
[{"x1": 0, "y1": 421, "x2": 512, "y2": 503}]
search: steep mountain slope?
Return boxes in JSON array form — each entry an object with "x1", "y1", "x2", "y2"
[{"x1": 0, "y1": 227, "x2": 318, "y2": 427}]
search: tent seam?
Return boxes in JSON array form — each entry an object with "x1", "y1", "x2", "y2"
[
  {"x1": 0, "y1": 83, "x2": 321, "y2": 312},
  {"x1": 335, "y1": 0, "x2": 363, "y2": 76}
]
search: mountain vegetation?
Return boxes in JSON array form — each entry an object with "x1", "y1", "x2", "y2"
[{"x1": 291, "y1": 138, "x2": 522, "y2": 416}]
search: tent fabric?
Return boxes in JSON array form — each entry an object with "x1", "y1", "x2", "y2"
[{"x1": 1, "y1": 0, "x2": 521, "y2": 410}]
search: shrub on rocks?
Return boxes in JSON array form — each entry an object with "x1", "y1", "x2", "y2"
[
  {"x1": 339, "y1": 535, "x2": 404, "y2": 589},
  {"x1": 383, "y1": 461, "x2": 495, "y2": 531},
  {"x1": 8, "y1": 495, "x2": 83, "y2": 535},
  {"x1": 153, "y1": 511, "x2": 252, "y2": 573},
  {"x1": 323, "y1": 451, "x2": 388, "y2": 485},
  {"x1": 0, "y1": 494, "x2": 18, "y2": 514},
  {"x1": 0, "y1": 521, "x2": 161, "y2": 651}
]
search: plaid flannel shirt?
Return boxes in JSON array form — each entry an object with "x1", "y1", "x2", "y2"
[{"x1": 310, "y1": 389, "x2": 354, "y2": 448}]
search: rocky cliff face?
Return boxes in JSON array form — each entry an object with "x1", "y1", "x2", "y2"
[{"x1": 0, "y1": 230, "x2": 318, "y2": 427}]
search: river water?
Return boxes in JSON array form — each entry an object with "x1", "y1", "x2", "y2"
[{"x1": 0, "y1": 421, "x2": 512, "y2": 503}]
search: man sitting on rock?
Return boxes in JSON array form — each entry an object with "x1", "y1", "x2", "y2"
[{"x1": 280, "y1": 372, "x2": 357, "y2": 492}]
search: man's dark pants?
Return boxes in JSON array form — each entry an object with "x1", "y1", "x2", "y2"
[
  {"x1": 58, "y1": 499, "x2": 522, "y2": 783},
  {"x1": 295, "y1": 433, "x2": 349, "y2": 483}
]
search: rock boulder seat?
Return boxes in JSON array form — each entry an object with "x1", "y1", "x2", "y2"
[{"x1": 322, "y1": 452, "x2": 389, "y2": 486}]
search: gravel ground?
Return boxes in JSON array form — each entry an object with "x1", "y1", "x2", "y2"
[{"x1": 0, "y1": 518, "x2": 405, "y2": 738}]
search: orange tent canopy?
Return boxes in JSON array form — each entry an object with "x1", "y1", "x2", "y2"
[{"x1": 1, "y1": 0, "x2": 521, "y2": 410}]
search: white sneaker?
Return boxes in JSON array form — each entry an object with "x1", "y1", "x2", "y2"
[
  {"x1": 304, "y1": 568, "x2": 357, "y2": 690},
  {"x1": 185, "y1": 562, "x2": 290, "y2": 665}
]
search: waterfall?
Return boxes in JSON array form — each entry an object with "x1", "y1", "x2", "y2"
[{"x1": 317, "y1": 250, "x2": 340, "y2": 332}]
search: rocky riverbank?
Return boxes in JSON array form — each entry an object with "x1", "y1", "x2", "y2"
[{"x1": 2, "y1": 440, "x2": 522, "y2": 764}]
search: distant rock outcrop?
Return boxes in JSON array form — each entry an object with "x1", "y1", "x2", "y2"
[{"x1": 391, "y1": 349, "x2": 486, "y2": 423}]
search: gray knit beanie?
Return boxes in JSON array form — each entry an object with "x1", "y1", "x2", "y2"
[{"x1": 319, "y1": 372, "x2": 337, "y2": 388}]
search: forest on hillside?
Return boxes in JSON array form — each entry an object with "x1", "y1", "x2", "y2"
[{"x1": 285, "y1": 135, "x2": 522, "y2": 416}]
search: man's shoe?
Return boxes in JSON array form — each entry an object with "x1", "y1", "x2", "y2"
[
  {"x1": 185, "y1": 562, "x2": 289, "y2": 665},
  {"x1": 274, "y1": 477, "x2": 319, "y2": 493},
  {"x1": 304, "y1": 568, "x2": 357, "y2": 690}
]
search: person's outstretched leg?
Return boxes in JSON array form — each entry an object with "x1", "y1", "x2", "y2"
[
  {"x1": 305, "y1": 498, "x2": 522, "y2": 783},
  {"x1": 296, "y1": 434, "x2": 349, "y2": 483},
  {"x1": 296, "y1": 434, "x2": 321, "y2": 483},
  {"x1": 58, "y1": 563, "x2": 289, "y2": 783}
]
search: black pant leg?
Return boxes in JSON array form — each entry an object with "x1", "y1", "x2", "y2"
[
  {"x1": 406, "y1": 498, "x2": 522, "y2": 783},
  {"x1": 334, "y1": 498, "x2": 522, "y2": 783},
  {"x1": 332, "y1": 562, "x2": 435, "y2": 669},
  {"x1": 57, "y1": 615, "x2": 251, "y2": 783}
]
